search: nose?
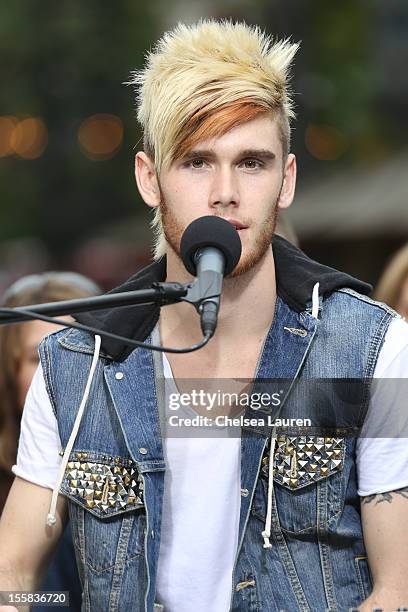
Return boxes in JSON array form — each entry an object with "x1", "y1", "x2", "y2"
[{"x1": 209, "y1": 167, "x2": 239, "y2": 210}]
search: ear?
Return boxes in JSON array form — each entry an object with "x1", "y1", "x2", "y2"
[
  {"x1": 277, "y1": 153, "x2": 297, "y2": 210},
  {"x1": 135, "y1": 152, "x2": 161, "y2": 209}
]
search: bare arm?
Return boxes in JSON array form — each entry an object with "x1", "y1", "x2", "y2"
[
  {"x1": 0, "y1": 477, "x2": 67, "y2": 611},
  {"x1": 359, "y1": 486, "x2": 408, "y2": 610}
]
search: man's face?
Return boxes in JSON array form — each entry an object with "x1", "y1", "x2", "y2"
[{"x1": 144, "y1": 114, "x2": 295, "y2": 277}]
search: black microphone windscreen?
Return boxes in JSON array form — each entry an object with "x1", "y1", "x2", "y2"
[{"x1": 180, "y1": 216, "x2": 242, "y2": 276}]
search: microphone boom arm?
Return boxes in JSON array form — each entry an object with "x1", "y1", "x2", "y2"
[
  {"x1": 0, "y1": 278, "x2": 220, "y2": 327},
  {"x1": 0, "y1": 283, "x2": 189, "y2": 326}
]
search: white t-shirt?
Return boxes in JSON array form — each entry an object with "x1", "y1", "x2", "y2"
[
  {"x1": 155, "y1": 360, "x2": 241, "y2": 611},
  {"x1": 13, "y1": 317, "x2": 408, "y2": 612}
]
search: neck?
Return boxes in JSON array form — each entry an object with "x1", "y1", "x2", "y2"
[{"x1": 160, "y1": 245, "x2": 277, "y2": 350}]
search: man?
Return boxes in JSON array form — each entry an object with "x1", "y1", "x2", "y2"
[{"x1": 1, "y1": 20, "x2": 408, "y2": 612}]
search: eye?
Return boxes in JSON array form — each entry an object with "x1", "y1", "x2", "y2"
[
  {"x1": 187, "y1": 158, "x2": 205, "y2": 169},
  {"x1": 242, "y1": 158, "x2": 262, "y2": 169}
]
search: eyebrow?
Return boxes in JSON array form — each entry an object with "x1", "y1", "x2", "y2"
[
  {"x1": 238, "y1": 149, "x2": 276, "y2": 160},
  {"x1": 183, "y1": 148, "x2": 276, "y2": 161}
]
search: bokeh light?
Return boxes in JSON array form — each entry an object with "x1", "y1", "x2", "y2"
[
  {"x1": 0, "y1": 116, "x2": 18, "y2": 157},
  {"x1": 305, "y1": 124, "x2": 348, "y2": 161},
  {"x1": 78, "y1": 114, "x2": 123, "y2": 161},
  {"x1": 10, "y1": 117, "x2": 48, "y2": 159}
]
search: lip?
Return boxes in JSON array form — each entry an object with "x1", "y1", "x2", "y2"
[{"x1": 223, "y1": 218, "x2": 248, "y2": 231}]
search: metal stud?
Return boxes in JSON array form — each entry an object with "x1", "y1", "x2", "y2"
[
  {"x1": 262, "y1": 435, "x2": 345, "y2": 488},
  {"x1": 63, "y1": 456, "x2": 144, "y2": 514}
]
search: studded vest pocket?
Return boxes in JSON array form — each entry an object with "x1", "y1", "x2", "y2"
[
  {"x1": 62, "y1": 451, "x2": 147, "y2": 575},
  {"x1": 263, "y1": 435, "x2": 345, "y2": 490},
  {"x1": 255, "y1": 434, "x2": 346, "y2": 534},
  {"x1": 60, "y1": 451, "x2": 144, "y2": 518}
]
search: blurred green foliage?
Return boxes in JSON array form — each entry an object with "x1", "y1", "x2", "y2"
[
  {"x1": 0, "y1": 1, "x2": 157, "y2": 256},
  {"x1": 0, "y1": 0, "x2": 406, "y2": 261}
]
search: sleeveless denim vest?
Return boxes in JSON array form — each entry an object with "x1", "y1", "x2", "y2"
[{"x1": 39, "y1": 287, "x2": 395, "y2": 612}]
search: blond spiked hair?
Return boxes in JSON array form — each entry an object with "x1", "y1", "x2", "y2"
[{"x1": 129, "y1": 20, "x2": 299, "y2": 259}]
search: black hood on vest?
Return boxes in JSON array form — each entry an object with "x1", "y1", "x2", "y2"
[{"x1": 76, "y1": 235, "x2": 372, "y2": 362}]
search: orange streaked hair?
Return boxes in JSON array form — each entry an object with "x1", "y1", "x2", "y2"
[
  {"x1": 131, "y1": 20, "x2": 299, "y2": 259},
  {"x1": 172, "y1": 99, "x2": 288, "y2": 163}
]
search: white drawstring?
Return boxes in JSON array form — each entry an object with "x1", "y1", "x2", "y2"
[
  {"x1": 262, "y1": 282, "x2": 320, "y2": 548},
  {"x1": 46, "y1": 335, "x2": 102, "y2": 527},
  {"x1": 311, "y1": 282, "x2": 320, "y2": 320},
  {"x1": 262, "y1": 433, "x2": 276, "y2": 548}
]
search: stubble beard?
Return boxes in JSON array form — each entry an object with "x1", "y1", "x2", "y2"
[{"x1": 159, "y1": 193, "x2": 279, "y2": 279}]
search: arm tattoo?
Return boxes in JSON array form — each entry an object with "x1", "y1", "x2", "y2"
[{"x1": 361, "y1": 485, "x2": 408, "y2": 505}]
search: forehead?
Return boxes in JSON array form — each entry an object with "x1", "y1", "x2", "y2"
[{"x1": 185, "y1": 114, "x2": 281, "y2": 156}]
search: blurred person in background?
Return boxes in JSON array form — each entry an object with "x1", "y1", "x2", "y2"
[
  {"x1": 374, "y1": 242, "x2": 408, "y2": 319},
  {"x1": 0, "y1": 272, "x2": 100, "y2": 612}
]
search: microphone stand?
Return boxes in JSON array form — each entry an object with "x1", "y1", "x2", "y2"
[
  {"x1": 0, "y1": 271, "x2": 223, "y2": 327},
  {"x1": 0, "y1": 282, "x2": 189, "y2": 325},
  {"x1": 0, "y1": 274, "x2": 222, "y2": 356}
]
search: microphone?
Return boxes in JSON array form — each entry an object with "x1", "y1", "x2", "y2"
[{"x1": 180, "y1": 216, "x2": 242, "y2": 337}]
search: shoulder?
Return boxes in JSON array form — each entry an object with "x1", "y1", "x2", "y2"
[
  {"x1": 328, "y1": 287, "x2": 398, "y2": 316},
  {"x1": 319, "y1": 288, "x2": 398, "y2": 339},
  {"x1": 321, "y1": 288, "x2": 399, "y2": 341},
  {"x1": 40, "y1": 326, "x2": 103, "y2": 357},
  {"x1": 303, "y1": 289, "x2": 400, "y2": 378}
]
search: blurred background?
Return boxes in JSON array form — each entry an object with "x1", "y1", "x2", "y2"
[{"x1": 0, "y1": 0, "x2": 407, "y2": 297}]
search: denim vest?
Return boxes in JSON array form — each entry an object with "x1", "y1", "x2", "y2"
[{"x1": 39, "y1": 287, "x2": 394, "y2": 612}]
